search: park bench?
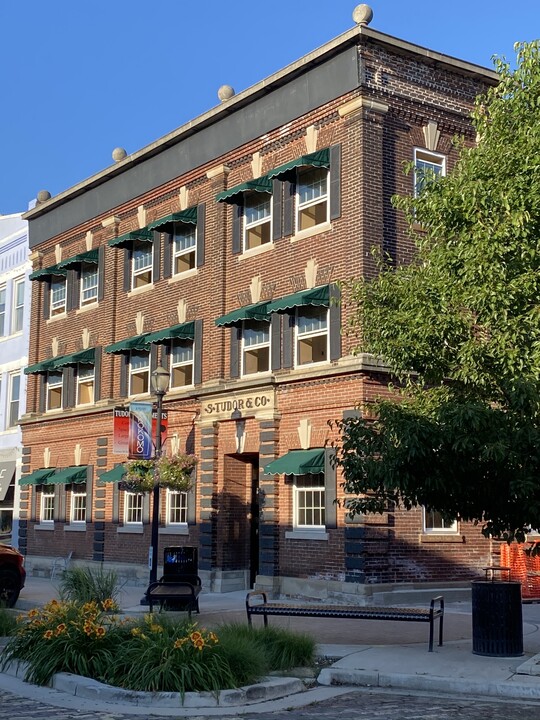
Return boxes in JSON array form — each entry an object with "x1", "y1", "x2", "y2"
[
  {"x1": 146, "y1": 574, "x2": 202, "y2": 616},
  {"x1": 246, "y1": 591, "x2": 444, "y2": 652}
]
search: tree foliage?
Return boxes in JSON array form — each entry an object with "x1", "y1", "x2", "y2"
[{"x1": 338, "y1": 42, "x2": 540, "y2": 543}]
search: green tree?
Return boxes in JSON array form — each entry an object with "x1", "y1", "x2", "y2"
[{"x1": 338, "y1": 42, "x2": 540, "y2": 544}]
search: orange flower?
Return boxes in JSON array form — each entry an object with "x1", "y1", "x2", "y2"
[
  {"x1": 190, "y1": 631, "x2": 203, "y2": 642},
  {"x1": 193, "y1": 637, "x2": 205, "y2": 651},
  {"x1": 43, "y1": 630, "x2": 54, "y2": 640},
  {"x1": 83, "y1": 621, "x2": 94, "y2": 635},
  {"x1": 55, "y1": 623, "x2": 67, "y2": 635},
  {"x1": 95, "y1": 626, "x2": 106, "y2": 638},
  {"x1": 101, "y1": 598, "x2": 115, "y2": 611},
  {"x1": 28, "y1": 609, "x2": 39, "y2": 618}
]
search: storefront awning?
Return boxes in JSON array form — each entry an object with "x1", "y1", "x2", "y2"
[
  {"x1": 215, "y1": 301, "x2": 270, "y2": 327},
  {"x1": 267, "y1": 149, "x2": 330, "y2": 181},
  {"x1": 48, "y1": 466, "x2": 88, "y2": 484},
  {"x1": 19, "y1": 468, "x2": 56, "y2": 486},
  {"x1": 57, "y1": 249, "x2": 99, "y2": 269},
  {"x1": 148, "y1": 206, "x2": 198, "y2": 232},
  {"x1": 216, "y1": 176, "x2": 272, "y2": 204},
  {"x1": 24, "y1": 357, "x2": 58, "y2": 375},
  {"x1": 25, "y1": 348, "x2": 95, "y2": 374},
  {"x1": 108, "y1": 228, "x2": 153, "y2": 248},
  {"x1": 264, "y1": 449, "x2": 325, "y2": 475},
  {"x1": 266, "y1": 285, "x2": 330, "y2": 314},
  {"x1": 99, "y1": 465, "x2": 126, "y2": 483},
  {"x1": 145, "y1": 321, "x2": 195, "y2": 345},
  {"x1": 29, "y1": 264, "x2": 67, "y2": 281},
  {"x1": 105, "y1": 333, "x2": 152, "y2": 354}
]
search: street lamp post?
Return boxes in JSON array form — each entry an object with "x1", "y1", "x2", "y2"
[{"x1": 149, "y1": 365, "x2": 169, "y2": 587}]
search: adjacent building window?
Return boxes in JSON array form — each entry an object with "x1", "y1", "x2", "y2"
[
  {"x1": 70, "y1": 484, "x2": 87, "y2": 524},
  {"x1": 293, "y1": 473, "x2": 325, "y2": 529},
  {"x1": 124, "y1": 492, "x2": 143, "y2": 524},
  {"x1": 296, "y1": 167, "x2": 329, "y2": 232},
  {"x1": 0, "y1": 285, "x2": 5, "y2": 336},
  {"x1": 76, "y1": 363, "x2": 95, "y2": 406},
  {"x1": 40, "y1": 485, "x2": 55, "y2": 523},
  {"x1": 132, "y1": 239, "x2": 153, "y2": 289},
  {"x1": 296, "y1": 307, "x2": 328, "y2": 366},
  {"x1": 414, "y1": 149, "x2": 445, "y2": 196},
  {"x1": 46, "y1": 371, "x2": 63, "y2": 410},
  {"x1": 170, "y1": 340, "x2": 193, "y2": 388},
  {"x1": 423, "y1": 509, "x2": 458, "y2": 533},
  {"x1": 244, "y1": 192, "x2": 272, "y2": 251},
  {"x1": 129, "y1": 350, "x2": 150, "y2": 395},
  {"x1": 50, "y1": 276, "x2": 67, "y2": 316},
  {"x1": 173, "y1": 223, "x2": 196, "y2": 274},
  {"x1": 242, "y1": 321, "x2": 270, "y2": 375},
  {"x1": 7, "y1": 372, "x2": 20, "y2": 428},
  {"x1": 80, "y1": 262, "x2": 99, "y2": 306},
  {"x1": 12, "y1": 278, "x2": 24, "y2": 333},
  {"x1": 166, "y1": 490, "x2": 188, "y2": 525}
]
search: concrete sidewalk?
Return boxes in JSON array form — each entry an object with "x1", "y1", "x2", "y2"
[{"x1": 3, "y1": 575, "x2": 540, "y2": 713}]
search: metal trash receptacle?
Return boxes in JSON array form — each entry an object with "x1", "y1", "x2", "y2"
[
  {"x1": 163, "y1": 546, "x2": 198, "y2": 580},
  {"x1": 471, "y1": 580, "x2": 523, "y2": 656}
]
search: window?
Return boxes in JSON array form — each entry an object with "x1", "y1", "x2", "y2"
[
  {"x1": 414, "y1": 149, "x2": 445, "y2": 196},
  {"x1": 242, "y1": 320, "x2": 270, "y2": 375},
  {"x1": 170, "y1": 340, "x2": 193, "y2": 388},
  {"x1": 173, "y1": 223, "x2": 196, "y2": 274},
  {"x1": 70, "y1": 484, "x2": 87, "y2": 524},
  {"x1": 129, "y1": 350, "x2": 150, "y2": 395},
  {"x1": 423, "y1": 509, "x2": 458, "y2": 533},
  {"x1": 166, "y1": 490, "x2": 188, "y2": 525},
  {"x1": 296, "y1": 306, "x2": 328, "y2": 366},
  {"x1": 76, "y1": 363, "x2": 95, "y2": 406},
  {"x1": 80, "y1": 262, "x2": 99, "y2": 306},
  {"x1": 293, "y1": 473, "x2": 325, "y2": 529},
  {"x1": 244, "y1": 192, "x2": 272, "y2": 251},
  {"x1": 296, "y1": 167, "x2": 328, "y2": 232},
  {"x1": 7, "y1": 372, "x2": 20, "y2": 428},
  {"x1": 50, "y1": 275, "x2": 67, "y2": 316},
  {"x1": 40, "y1": 484, "x2": 55, "y2": 523},
  {"x1": 46, "y1": 371, "x2": 63, "y2": 410},
  {"x1": 124, "y1": 492, "x2": 143, "y2": 524},
  {"x1": 12, "y1": 278, "x2": 24, "y2": 333},
  {"x1": 0, "y1": 285, "x2": 6, "y2": 336},
  {"x1": 132, "y1": 239, "x2": 153, "y2": 289}
]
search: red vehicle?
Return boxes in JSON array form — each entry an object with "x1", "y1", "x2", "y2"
[{"x1": 0, "y1": 544, "x2": 26, "y2": 607}]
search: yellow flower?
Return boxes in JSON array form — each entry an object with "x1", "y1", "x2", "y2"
[
  {"x1": 28, "y1": 609, "x2": 39, "y2": 618},
  {"x1": 173, "y1": 637, "x2": 188, "y2": 649},
  {"x1": 101, "y1": 598, "x2": 115, "y2": 611},
  {"x1": 190, "y1": 631, "x2": 203, "y2": 642},
  {"x1": 131, "y1": 627, "x2": 142, "y2": 637},
  {"x1": 55, "y1": 623, "x2": 67, "y2": 636},
  {"x1": 150, "y1": 624, "x2": 163, "y2": 633},
  {"x1": 193, "y1": 637, "x2": 205, "y2": 651},
  {"x1": 43, "y1": 630, "x2": 54, "y2": 640},
  {"x1": 95, "y1": 626, "x2": 106, "y2": 638},
  {"x1": 83, "y1": 621, "x2": 94, "y2": 635},
  {"x1": 208, "y1": 631, "x2": 219, "y2": 644}
]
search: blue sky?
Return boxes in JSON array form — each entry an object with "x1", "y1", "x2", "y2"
[{"x1": 0, "y1": 1, "x2": 537, "y2": 215}]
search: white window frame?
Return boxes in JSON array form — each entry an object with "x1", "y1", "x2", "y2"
[
  {"x1": 124, "y1": 491, "x2": 144, "y2": 524},
  {"x1": 46, "y1": 370, "x2": 63, "y2": 411},
  {"x1": 170, "y1": 340, "x2": 194, "y2": 388},
  {"x1": 7, "y1": 372, "x2": 20, "y2": 428},
  {"x1": 243, "y1": 192, "x2": 272, "y2": 252},
  {"x1": 131, "y1": 239, "x2": 153, "y2": 289},
  {"x1": 50, "y1": 275, "x2": 67, "y2": 316},
  {"x1": 242, "y1": 320, "x2": 270, "y2": 376},
  {"x1": 166, "y1": 489, "x2": 188, "y2": 526},
  {"x1": 40, "y1": 484, "x2": 55, "y2": 524},
  {"x1": 70, "y1": 483, "x2": 87, "y2": 524},
  {"x1": 12, "y1": 277, "x2": 24, "y2": 333},
  {"x1": 414, "y1": 149, "x2": 446, "y2": 197},
  {"x1": 129, "y1": 350, "x2": 150, "y2": 396},
  {"x1": 423, "y1": 508, "x2": 458, "y2": 534},
  {"x1": 0, "y1": 285, "x2": 5, "y2": 336},
  {"x1": 295, "y1": 306, "x2": 328, "y2": 367},
  {"x1": 292, "y1": 473, "x2": 325, "y2": 530},
  {"x1": 173, "y1": 222, "x2": 197, "y2": 275},
  {"x1": 76, "y1": 363, "x2": 95, "y2": 406},
  {"x1": 296, "y1": 166, "x2": 329, "y2": 233},
  {"x1": 80, "y1": 262, "x2": 99, "y2": 306}
]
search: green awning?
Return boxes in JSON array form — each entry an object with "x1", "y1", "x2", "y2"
[
  {"x1": 99, "y1": 465, "x2": 126, "y2": 483},
  {"x1": 148, "y1": 206, "x2": 198, "y2": 232},
  {"x1": 25, "y1": 357, "x2": 58, "y2": 375},
  {"x1": 25, "y1": 349, "x2": 95, "y2": 374},
  {"x1": 108, "y1": 228, "x2": 153, "y2": 248},
  {"x1": 266, "y1": 285, "x2": 330, "y2": 314},
  {"x1": 57, "y1": 249, "x2": 99, "y2": 269},
  {"x1": 216, "y1": 175, "x2": 272, "y2": 204},
  {"x1": 29, "y1": 264, "x2": 67, "y2": 281},
  {"x1": 215, "y1": 301, "x2": 270, "y2": 327},
  {"x1": 264, "y1": 449, "x2": 325, "y2": 475},
  {"x1": 145, "y1": 321, "x2": 195, "y2": 345},
  {"x1": 267, "y1": 149, "x2": 330, "y2": 180},
  {"x1": 19, "y1": 468, "x2": 56, "y2": 486},
  {"x1": 105, "y1": 333, "x2": 152, "y2": 354},
  {"x1": 48, "y1": 466, "x2": 88, "y2": 484}
]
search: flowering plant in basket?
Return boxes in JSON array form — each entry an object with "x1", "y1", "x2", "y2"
[{"x1": 123, "y1": 453, "x2": 197, "y2": 492}]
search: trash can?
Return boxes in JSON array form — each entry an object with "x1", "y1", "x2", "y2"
[
  {"x1": 471, "y1": 580, "x2": 523, "y2": 656},
  {"x1": 163, "y1": 546, "x2": 198, "y2": 580}
]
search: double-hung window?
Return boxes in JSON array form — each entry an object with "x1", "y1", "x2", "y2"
[
  {"x1": 296, "y1": 167, "x2": 329, "y2": 232},
  {"x1": 244, "y1": 192, "x2": 272, "y2": 251},
  {"x1": 40, "y1": 484, "x2": 55, "y2": 523},
  {"x1": 70, "y1": 484, "x2": 87, "y2": 524},
  {"x1": 76, "y1": 363, "x2": 95, "y2": 406},
  {"x1": 12, "y1": 278, "x2": 24, "y2": 333},
  {"x1": 173, "y1": 223, "x2": 196, "y2": 275},
  {"x1": 129, "y1": 350, "x2": 150, "y2": 395},
  {"x1": 132, "y1": 239, "x2": 153, "y2": 289},
  {"x1": 166, "y1": 490, "x2": 188, "y2": 525},
  {"x1": 0, "y1": 285, "x2": 5, "y2": 336},
  {"x1": 46, "y1": 371, "x2": 63, "y2": 410},
  {"x1": 50, "y1": 275, "x2": 67, "y2": 316},
  {"x1": 80, "y1": 262, "x2": 99, "y2": 306},
  {"x1": 414, "y1": 149, "x2": 445, "y2": 196},
  {"x1": 124, "y1": 492, "x2": 143, "y2": 524},
  {"x1": 296, "y1": 306, "x2": 328, "y2": 366},
  {"x1": 293, "y1": 473, "x2": 325, "y2": 529},
  {"x1": 423, "y1": 509, "x2": 458, "y2": 533},
  {"x1": 7, "y1": 372, "x2": 20, "y2": 428},
  {"x1": 170, "y1": 340, "x2": 193, "y2": 388},
  {"x1": 242, "y1": 320, "x2": 270, "y2": 375}
]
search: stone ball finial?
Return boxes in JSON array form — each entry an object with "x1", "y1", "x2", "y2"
[
  {"x1": 218, "y1": 84, "x2": 235, "y2": 102},
  {"x1": 352, "y1": 4, "x2": 373, "y2": 25},
  {"x1": 36, "y1": 190, "x2": 51, "y2": 204},
  {"x1": 112, "y1": 147, "x2": 127, "y2": 162}
]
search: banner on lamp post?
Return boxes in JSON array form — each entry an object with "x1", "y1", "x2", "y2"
[{"x1": 128, "y1": 402, "x2": 154, "y2": 459}]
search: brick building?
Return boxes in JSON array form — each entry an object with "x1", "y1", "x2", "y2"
[{"x1": 19, "y1": 10, "x2": 499, "y2": 596}]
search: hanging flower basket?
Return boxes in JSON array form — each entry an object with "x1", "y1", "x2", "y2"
[{"x1": 123, "y1": 454, "x2": 197, "y2": 493}]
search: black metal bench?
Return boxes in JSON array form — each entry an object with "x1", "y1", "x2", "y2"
[
  {"x1": 146, "y1": 574, "x2": 202, "y2": 615},
  {"x1": 246, "y1": 591, "x2": 444, "y2": 652}
]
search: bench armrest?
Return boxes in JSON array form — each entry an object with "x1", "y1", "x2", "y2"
[
  {"x1": 246, "y1": 590, "x2": 268, "y2": 608},
  {"x1": 430, "y1": 595, "x2": 444, "y2": 613}
]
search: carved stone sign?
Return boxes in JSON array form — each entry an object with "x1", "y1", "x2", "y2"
[{"x1": 202, "y1": 389, "x2": 275, "y2": 422}]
